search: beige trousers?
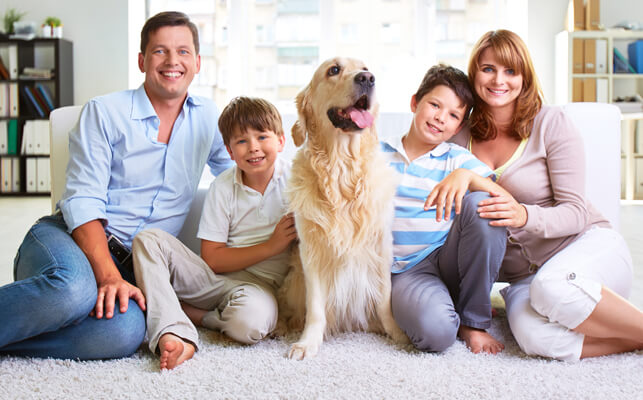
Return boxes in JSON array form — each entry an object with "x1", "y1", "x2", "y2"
[{"x1": 132, "y1": 229, "x2": 278, "y2": 353}]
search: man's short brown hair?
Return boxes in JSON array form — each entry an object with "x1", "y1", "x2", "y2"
[
  {"x1": 140, "y1": 11, "x2": 199, "y2": 54},
  {"x1": 218, "y1": 97, "x2": 284, "y2": 146},
  {"x1": 414, "y1": 64, "x2": 474, "y2": 121}
]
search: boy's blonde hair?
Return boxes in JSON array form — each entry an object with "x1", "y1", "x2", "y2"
[{"x1": 218, "y1": 97, "x2": 284, "y2": 146}]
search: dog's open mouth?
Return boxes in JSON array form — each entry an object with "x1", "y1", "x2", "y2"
[{"x1": 327, "y1": 95, "x2": 374, "y2": 131}]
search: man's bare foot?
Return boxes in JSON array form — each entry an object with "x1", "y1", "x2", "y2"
[
  {"x1": 458, "y1": 326, "x2": 504, "y2": 354},
  {"x1": 180, "y1": 302, "x2": 207, "y2": 327},
  {"x1": 158, "y1": 333, "x2": 195, "y2": 370}
]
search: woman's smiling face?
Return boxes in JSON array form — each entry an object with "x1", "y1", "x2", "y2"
[{"x1": 473, "y1": 47, "x2": 523, "y2": 112}]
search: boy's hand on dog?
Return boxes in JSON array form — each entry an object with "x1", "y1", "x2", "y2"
[
  {"x1": 424, "y1": 169, "x2": 473, "y2": 221},
  {"x1": 268, "y1": 213, "x2": 298, "y2": 253}
]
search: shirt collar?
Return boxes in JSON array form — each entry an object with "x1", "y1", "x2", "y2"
[
  {"x1": 382, "y1": 134, "x2": 451, "y2": 160},
  {"x1": 232, "y1": 157, "x2": 287, "y2": 190},
  {"x1": 130, "y1": 84, "x2": 202, "y2": 120}
]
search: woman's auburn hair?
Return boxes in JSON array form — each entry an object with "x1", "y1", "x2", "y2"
[{"x1": 467, "y1": 29, "x2": 544, "y2": 141}]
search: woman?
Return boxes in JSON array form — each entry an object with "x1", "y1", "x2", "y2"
[{"x1": 430, "y1": 29, "x2": 643, "y2": 361}]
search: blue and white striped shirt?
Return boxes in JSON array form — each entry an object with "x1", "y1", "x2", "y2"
[{"x1": 381, "y1": 135, "x2": 492, "y2": 273}]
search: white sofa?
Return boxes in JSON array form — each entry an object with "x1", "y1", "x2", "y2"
[{"x1": 49, "y1": 103, "x2": 621, "y2": 253}]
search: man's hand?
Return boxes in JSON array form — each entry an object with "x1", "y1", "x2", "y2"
[{"x1": 93, "y1": 275, "x2": 146, "y2": 319}]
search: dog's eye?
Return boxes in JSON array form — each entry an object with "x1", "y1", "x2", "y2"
[{"x1": 327, "y1": 65, "x2": 340, "y2": 76}]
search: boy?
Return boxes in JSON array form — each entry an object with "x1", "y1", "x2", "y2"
[
  {"x1": 381, "y1": 64, "x2": 508, "y2": 355},
  {"x1": 132, "y1": 97, "x2": 296, "y2": 370}
]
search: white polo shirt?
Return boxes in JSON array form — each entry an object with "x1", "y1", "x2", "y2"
[{"x1": 197, "y1": 157, "x2": 291, "y2": 287}]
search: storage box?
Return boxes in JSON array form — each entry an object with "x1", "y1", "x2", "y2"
[
  {"x1": 584, "y1": 39, "x2": 596, "y2": 73},
  {"x1": 573, "y1": 39, "x2": 584, "y2": 73},
  {"x1": 582, "y1": 78, "x2": 596, "y2": 102},
  {"x1": 627, "y1": 40, "x2": 643, "y2": 73},
  {"x1": 585, "y1": 0, "x2": 600, "y2": 31},
  {"x1": 565, "y1": 0, "x2": 585, "y2": 31}
]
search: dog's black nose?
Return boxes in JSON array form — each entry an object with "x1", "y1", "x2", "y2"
[{"x1": 355, "y1": 71, "x2": 375, "y2": 88}]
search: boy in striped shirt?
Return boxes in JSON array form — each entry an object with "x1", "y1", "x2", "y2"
[{"x1": 381, "y1": 64, "x2": 508, "y2": 355}]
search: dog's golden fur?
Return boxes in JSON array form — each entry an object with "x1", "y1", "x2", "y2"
[{"x1": 278, "y1": 57, "x2": 408, "y2": 360}]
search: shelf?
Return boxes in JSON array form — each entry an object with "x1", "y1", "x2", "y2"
[
  {"x1": 613, "y1": 74, "x2": 643, "y2": 79},
  {"x1": 0, "y1": 38, "x2": 73, "y2": 197}
]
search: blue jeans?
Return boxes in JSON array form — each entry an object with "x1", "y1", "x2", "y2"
[
  {"x1": 0, "y1": 214, "x2": 145, "y2": 360},
  {"x1": 391, "y1": 192, "x2": 507, "y2": 352}
]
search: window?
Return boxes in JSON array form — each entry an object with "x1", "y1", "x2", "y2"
[{"x1": 145, "y1": 0, "x2": 527, "y2": 112}]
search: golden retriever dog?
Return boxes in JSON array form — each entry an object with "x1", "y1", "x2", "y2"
[{"x1": 278, "y1": 57, "x2": 408, "y2": 360}]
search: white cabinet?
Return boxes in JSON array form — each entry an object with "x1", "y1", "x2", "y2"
[
  {"x1": 555, "y1": 30, "x2": 643, "y2": 105},
  {"x1": 556, "y1": 30, "x2": 643, "y2": 200}
]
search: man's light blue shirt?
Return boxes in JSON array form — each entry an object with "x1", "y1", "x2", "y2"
[{"x1": 59, "y1": 85, "x2": 233, "y2": 248}]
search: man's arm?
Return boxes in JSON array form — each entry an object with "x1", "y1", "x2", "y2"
[
  {"x1": 201, "y1": 214, "x2": 296, "y2": 273},
  {"x1": 71, "y1": 220, "x2": 145, "y2": 319}
]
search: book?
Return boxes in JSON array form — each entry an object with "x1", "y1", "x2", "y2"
[
  {"x1": 29, "y1": 87, "x2": 50, "y2": 116},
  {"x1": 0, "y1": 57, "x2": 8, "y2": 80},
  {"x1": 21, "y1": 67, "x2": 53, "y2": 79},
  {"x1": 35, "y1": 83, "x2": 55, "y2": 110},
  {"x1": 614, "y1": 48, "x2": 636, "y2": 73},
  {"x1": 7, "y1": 119, "x2": 18, "y2": 154},
  {"x1": 23, "y1": 86, "x2": 45, "y2": 117}
]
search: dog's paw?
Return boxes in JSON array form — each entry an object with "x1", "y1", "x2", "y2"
[
  {"x1": 384, "y1": 324, "x2": 410, "y2": 345},
  {"x1": 271, "y1": 319, "x2": 288, "y2": 338},
  {"x1": 391, "y1": 329, "x2": 411, "y2": 345},
  {"x1": 287, "y1": 342, "x2": 319, "y2": 360}
]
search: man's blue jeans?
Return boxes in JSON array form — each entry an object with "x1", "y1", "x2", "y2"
[{"x1": 0, "y1": 214, "x2": 145, "y2": 359}]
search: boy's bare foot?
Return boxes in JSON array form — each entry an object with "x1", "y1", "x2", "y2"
[
  {"x1": 158, "y1": 333, "x2": 195, "y2": 370},
  {"x1": 458, "y1": 325, "x2": 504, "y2": 354},
  {"x1": 180, "y1": 302, "x2": 207, "y2": 327}
]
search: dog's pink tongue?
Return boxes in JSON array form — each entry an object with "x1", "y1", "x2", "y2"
[{"x1": 348, "y1": 107, "x2": 374, "y2": 129}]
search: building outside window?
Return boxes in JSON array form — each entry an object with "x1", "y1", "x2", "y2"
[{"x1": 146, "y1": 0, "x2": 526, "y2": 112}]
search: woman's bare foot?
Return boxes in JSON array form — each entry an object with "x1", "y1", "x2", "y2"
[
  {"x1": 180, "y1": 302, "x2": 207, "y2": 327},
  {"x1": 458, "y1": 326, "x2": 504, "y2": 354},
  {"x1": 158, "y1": 333, "x2": 195, "y2": 370}
]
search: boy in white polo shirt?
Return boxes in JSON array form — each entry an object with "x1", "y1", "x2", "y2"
[
  {"x1": 132, "y1": 97, "x2": 296, "y2": 370},
  {"x1": 381, "y1": 64, "x2": 509, "y2": 355}
]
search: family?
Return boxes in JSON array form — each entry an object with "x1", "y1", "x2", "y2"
[{"x1": 0, "y1": 11, "x2": 641, "y2": 370}]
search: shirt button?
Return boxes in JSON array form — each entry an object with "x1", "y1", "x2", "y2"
[{"x1": 567, "y1": 272, "x2": 576, "y2": 280}]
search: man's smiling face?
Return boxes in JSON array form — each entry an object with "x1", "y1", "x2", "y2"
[{"x1": 138, "y1": 25, "x2": 201, "y2": 104}]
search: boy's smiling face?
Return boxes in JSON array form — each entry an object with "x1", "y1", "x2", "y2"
[
  {"x1": 226, "y1": 127, "x2": 285, "y2": 186},
  {"x1": 408, "y1": 84, "x2": 466, "y2": 152}
]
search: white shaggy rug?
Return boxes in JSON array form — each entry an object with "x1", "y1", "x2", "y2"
[{"x1": 1, "y1": 309, "x2": 641, "y2": 400}]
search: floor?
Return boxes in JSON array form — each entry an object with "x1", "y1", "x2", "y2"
[{"x1": 0, "y1": 196, "x2": 642, "y2": 309}]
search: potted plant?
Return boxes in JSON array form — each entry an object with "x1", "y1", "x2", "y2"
[
  {"x1": 42, "y1": 16, "x2": 62, "y2": 38},
  {"x1": 3, "y1": 8, "x2": 27, "y2": 35}
]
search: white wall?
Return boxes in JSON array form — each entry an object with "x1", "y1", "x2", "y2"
[
  {"x1": 3, "y1": 0, "x2": 642, "y2": 107},
  {"x1": 3, "y1": 0, "x2": 131, "y2": 105}
]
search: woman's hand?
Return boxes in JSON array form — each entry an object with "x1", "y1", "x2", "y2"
[
  {"x1": 477, "y1": 191, "x2": 528, "y2": 228},
  {"x1": 424, "y1": 169, "x2": 475, "y2": 221}
]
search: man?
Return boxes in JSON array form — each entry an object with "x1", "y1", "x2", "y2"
[{"x1": 0, "y1": 11, "x2": 232, "y2": 360}]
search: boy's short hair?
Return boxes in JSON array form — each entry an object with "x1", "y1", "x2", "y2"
[
  {"x1": 140, "y1": 11, "x2": 200, "y2": 54},
  {"x1": 414, "y1": 64, "x2": 474, "y2": 121},
  {"x1": 219, "y1": 97, "x2": 284, "y2": 146}
]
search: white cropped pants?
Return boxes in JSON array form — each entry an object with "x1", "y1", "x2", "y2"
[{"x1": 501, "y1": 227, "x2": 633, "y2": 361}]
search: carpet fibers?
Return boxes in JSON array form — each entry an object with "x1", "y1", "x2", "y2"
[{"x1": 1, "y1": 310, "x2": 641, "y2": 400}]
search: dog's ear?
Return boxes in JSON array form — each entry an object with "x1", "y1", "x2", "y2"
[
  {"x1": 292, "y1": 120, "x2": 306, "y2": 147},
  {"x1": 292, "y1": 85, "x2": 311, "y2": 147}
]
